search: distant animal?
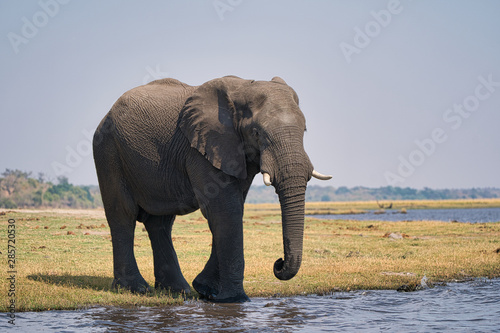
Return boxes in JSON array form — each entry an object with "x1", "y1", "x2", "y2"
[
  {"x1": 377, "y1": 200, "x2": 393, "y2": 209},
  {"x1": 93, "y1": 76, "x2": 332, "y2": 302}
]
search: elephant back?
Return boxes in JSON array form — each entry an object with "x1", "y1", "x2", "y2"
[{"x1": 107, "y1": 79, "x2": 196, "y2": 164}]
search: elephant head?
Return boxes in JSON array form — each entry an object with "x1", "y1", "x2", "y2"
[{"x1": 179, "y1": 76, "x2": 331, "y2": 281}]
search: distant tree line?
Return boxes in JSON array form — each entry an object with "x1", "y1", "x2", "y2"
[
  {"x1": 1, "y1": 169, "x2": 499, "y2": 208},
  {"x1": 246, "y1": 185, "x2": 500, "y2": 204},
  {"x1": 0, "y1": 169, "x2": 101, "y2": 209}
]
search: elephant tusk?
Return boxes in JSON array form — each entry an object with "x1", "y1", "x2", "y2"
[
  {"x1": 263, "y1": 173, "x2": 272, "y2": 186},
  {"x1": 312, "y1": 170, "x2": 332, "y2": 181}
]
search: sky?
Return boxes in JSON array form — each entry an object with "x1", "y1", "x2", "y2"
[{"x1": 1, "y1": 0, "x2": 499, "y2": 189}]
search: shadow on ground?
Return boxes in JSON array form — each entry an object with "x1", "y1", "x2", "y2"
[{"x1": 27, "y1": 273, "x2": 113, "y2": 291}]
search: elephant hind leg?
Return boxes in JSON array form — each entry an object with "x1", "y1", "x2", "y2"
[
  {"x1": 108, "y1": 213, "x2": 150, "y2": 294},
  {"x1": 144, "y1": 214, "x2": 191, "y2": 294},
  {"x1": 95, "y1": 143, "x2": 150, "y2": 293},
  {"x1": 105, "y1": 201, "x2": 149, "y2": 293}
]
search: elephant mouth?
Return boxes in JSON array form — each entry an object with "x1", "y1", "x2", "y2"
[{"x1": 261, "y1": 170, "x2": 331, "y2": 187}]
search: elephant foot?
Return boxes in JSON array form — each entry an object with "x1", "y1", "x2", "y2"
[
  {"x1": 211, "y1": 293, "x2": 250, "y2": 303},
  {"x1": 192, "y1": 278, "x2": 218, "y2": 300},
  {"x1": 154, "y1": 269, "x2": 192, "y2": 295},
  {"x1": 193, "y1": 279, "x2": 249, "y2": 303},
  {"x1": 155, "y1": 280, "x2": 192, "y2": 296},
  {"x1": 112, "y1": 276, "x2": 151, "y2": 294}
]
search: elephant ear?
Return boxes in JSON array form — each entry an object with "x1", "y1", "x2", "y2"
[
  {"x1": 271, "y1": 76, "x2": 299, "y2": 103},
  {"x1": 271, "y1": 76, "x2": 288, "y2": 85},
  {"x1": 179, "y1": 77, "x2": 247, "y2": 179}
]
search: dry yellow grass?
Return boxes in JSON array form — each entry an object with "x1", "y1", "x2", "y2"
[{"x1": 0, "y1": 202, "x2": 499, "y2": 311}]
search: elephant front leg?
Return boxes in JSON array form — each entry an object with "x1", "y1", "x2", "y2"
[
  {"x1": 192, "y1": 238, "x2": 220, "y2": 299},
  {"x1": 144, "y1": 214, "x2": 191, "y2": 294},
  {"x1": 187, "y1": 158, "x2": 249, "y2": 302},
  {"x1": 194, "y1": 204, "x2": 249, "y2": 303}
]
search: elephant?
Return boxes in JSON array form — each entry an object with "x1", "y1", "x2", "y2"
[{"x1": 92, "y1": 76, "x2": 331, "y2": 303}]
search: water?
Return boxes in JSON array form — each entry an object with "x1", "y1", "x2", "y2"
[
  {"x1": 7, "y1": 279, "x2": 500, "y2": 332},
  {"x1": 311, "y1": 207, "x2": 500, "y2": 223}
]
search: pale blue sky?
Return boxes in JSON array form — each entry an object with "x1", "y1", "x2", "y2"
[{"x1": 1, "y1": 0, "x2": 499, "y2": 188}]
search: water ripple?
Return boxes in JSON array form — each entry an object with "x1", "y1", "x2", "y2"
[{"x1": 4, "y1": 279, "x2": 500, "y2": 332}]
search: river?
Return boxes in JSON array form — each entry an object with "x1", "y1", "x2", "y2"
[
  {"x1": 6, "y1": 278, "x2": 500, "y2": 332},
  {"x1": 311, "y1": 207, "x2": 500, "y2": 223}
]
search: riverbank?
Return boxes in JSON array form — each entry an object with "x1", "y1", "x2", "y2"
[
  {"x1": 1, "y1": 203, "x2": 499, "y2": 312},
  {"x1": 300, "y1": 198, "x2": 500, "y2": 215}
]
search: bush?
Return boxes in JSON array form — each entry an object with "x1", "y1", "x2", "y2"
[
  {"x1": 0, "y1": 169, "x2": 101, "y2": 209},
  {"x1": 0, "y1": 198, "x2": 17, "y2": 209}
]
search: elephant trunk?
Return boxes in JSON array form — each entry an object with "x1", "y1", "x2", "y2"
[
  {"x1": 273, "y1": 178, "x2": 307, "y2": 280},
  {"x1": 260, "y1": 126, "x2": 311, "y2": 281}
]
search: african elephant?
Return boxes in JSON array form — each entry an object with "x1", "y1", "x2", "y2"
[{"x1": 93, "y1": 76, "x2": 331, "y2": 303}]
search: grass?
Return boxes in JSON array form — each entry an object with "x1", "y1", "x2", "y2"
[{"x1": 1, "y1": 199, "x2": 499, "y2": 312}]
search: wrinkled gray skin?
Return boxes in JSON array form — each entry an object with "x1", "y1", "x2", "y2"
[{"x1": 93, "y1": 76, "x2": 321, "y2": 303}]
